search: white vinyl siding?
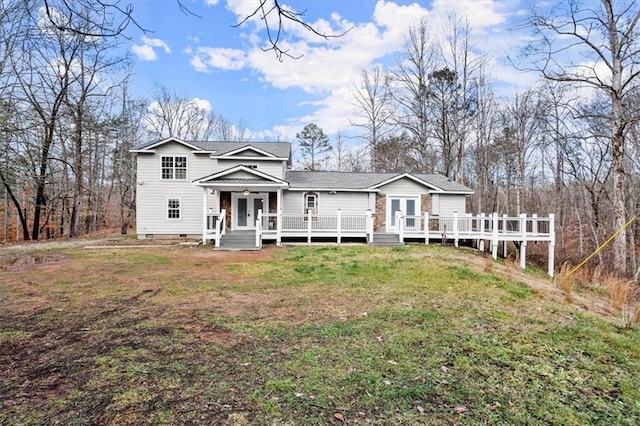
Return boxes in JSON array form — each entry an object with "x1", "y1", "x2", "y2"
[
  {"x1": 282, "y1": 191, "x2": 369, "y2": 215},
  {"x1": 136, "y1": 142, "x2": 216, "y2": 236},
  {"x1": 217, "y1": 159, "x2": 285, "y2": 179},
  {"x1": 377, "y1": 178, "x2": 426, "y2": 195},
  {"x1": 432, "y1": 194, "x2": 466, "y2": 216}
]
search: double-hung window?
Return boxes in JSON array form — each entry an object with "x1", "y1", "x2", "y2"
[
  {"x1": 167, "y1": 199, "x2": 181, "y2": 219},
  {"x1": 161, "y1": 156, "x2": 187, "y2": 180}
]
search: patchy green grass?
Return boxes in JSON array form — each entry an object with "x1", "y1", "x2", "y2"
[{"x1": 0, "y1": 244, "x2": 639, "y2": 425}]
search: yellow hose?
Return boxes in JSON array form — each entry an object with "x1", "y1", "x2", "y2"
[{"x1": 558, "y1": 215, "x2": 637, "y2": 284}]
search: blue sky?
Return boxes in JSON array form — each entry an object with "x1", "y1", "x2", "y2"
[{"x1": 124, "y1": 0, "x2": 534, "y2": 142}]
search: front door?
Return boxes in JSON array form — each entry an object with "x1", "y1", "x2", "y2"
[
  {"x1": 387, "y1": 196, "x2": 419, "y2": 232},
  {"x1": 233, "y1": 193, "x2": 267, "y2": 230}
]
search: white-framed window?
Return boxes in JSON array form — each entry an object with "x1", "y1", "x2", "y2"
[
  {"x1": 161, "y1": 156, "x2": 187, "y2": 180},
  {"x1": 304, "y1": 192, "x2": 318, "y2": 214},
  {"x1": 167, "y1": 198, "x2": 181, "y2": 219}
]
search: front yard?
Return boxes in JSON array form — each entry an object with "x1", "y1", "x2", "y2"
[{"x1": 1, "y1": 243, "x2": 639, "y2": 424}]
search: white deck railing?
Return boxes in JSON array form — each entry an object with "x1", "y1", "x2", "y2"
[{"x1": 204, "y1": 209, "x2": 555, "y2": 276}]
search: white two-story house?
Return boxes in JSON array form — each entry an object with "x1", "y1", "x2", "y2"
[{"x1": 132, "y1": 137, "x2": 474, "y2": 248}]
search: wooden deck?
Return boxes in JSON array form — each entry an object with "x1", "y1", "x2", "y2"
[{"x1": 203, "y1": 211, "x2": 556, "y2": 277}]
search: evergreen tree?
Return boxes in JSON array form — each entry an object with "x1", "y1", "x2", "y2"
[{"x1": 296, "y1": 123, "x2": 332, "y2": 170}]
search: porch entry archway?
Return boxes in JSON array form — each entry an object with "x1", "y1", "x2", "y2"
[{"x1": 231, "y1": 192, "x2": 268, "y2": 230}]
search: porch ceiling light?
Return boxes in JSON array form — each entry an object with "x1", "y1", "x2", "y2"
[{"x1": 243, "y1": 188, "x2": 250, "y2": 196}]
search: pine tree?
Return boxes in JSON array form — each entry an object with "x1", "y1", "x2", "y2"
[{"x1": 296, "y1": 123, "x2": 332, "y2": 170}]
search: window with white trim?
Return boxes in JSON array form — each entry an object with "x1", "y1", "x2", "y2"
[
  {"x1": 161, "y1": 156, "x2": 187, "y2": 180},
  {"x1": 167, "y1": 198, "x2": 181, "y2": 219},
  {"x1": 304, "y1": 192, "x2": 318, "y2": 214}
]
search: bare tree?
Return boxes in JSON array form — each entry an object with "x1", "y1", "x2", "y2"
[
  {"x1": 390, "y1": 19, "x2": 439, "y2": 172},
  {"x1": 523, "y1": 0, "x2": 640, "y2": 275},
  {"x1": 145, "y1": 86, "x2": 221, "y2": 141},
  {"x1": 498, "y1": 89, "x2": 543, "y2": 215},
  {"x1": 350, "y1": 66, "x2": 395, "y2": 169}
]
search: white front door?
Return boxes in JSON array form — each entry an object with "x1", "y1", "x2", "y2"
[
  {"x1": 233, "y1": 193, "x2": 267, "y2": 230},
  {"x1": 387, "y1": 196, "x2": 419, "y2": 232}
]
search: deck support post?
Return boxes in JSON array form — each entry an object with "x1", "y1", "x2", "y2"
[
  {"x1": 424, "y1": 212, "x2": 429, "y2": 245},
  {"x1": 479, "y1": 213, "x2": 485, "y2": 252},
  {"x1": 519, "y1": 213, "x2": 527, "y2": 269},
  {"x1": 453, "y1": 212, "x2": 459, "y2": 247},
  {"x1": 548, "y1": 213, "x2": 555, "y2": 277},
  {"x1": 502, "y1": 214, "x2": 508, "y2": 257},
  {"x1": 366, "y1": 210, "x2": 373, "y2": 243},
  {"x1": 491, "y1": 212, "x2": 498, "y2": 259},
  {"x1": 396, "y1": 211, "x2": 404, "y2": 243}
]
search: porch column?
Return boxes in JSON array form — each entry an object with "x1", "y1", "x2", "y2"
[
  {"x1": 202, "y1": 187, "x2": 208, "y2": 244},
  {"x1": 277, "y1": 188, "x2": 282, "y2": 246}
]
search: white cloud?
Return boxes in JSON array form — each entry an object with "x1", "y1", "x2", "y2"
[
  {"x1": 132, "y1": 36, "x2": 171, "y2": 61},
  {"x1": 132, "y1": 44, "x2": 157, "y2": 61},
  {"x1": 199, "y1": 1, "x2": 525, "y2": 139},
  {"x1": 191, "y1": 47, "x2": 247, "y2": 70},
  {"x1": 205, "y1": 0, "x2": 219, "y2": 5}
]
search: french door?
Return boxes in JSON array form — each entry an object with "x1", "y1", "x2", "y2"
[
  {"x1": 233, "y1": 193, "x2": 267, "y2": 230},
  {"x1": 387, "y1": 196, "x2": 419, "y2": 232}
]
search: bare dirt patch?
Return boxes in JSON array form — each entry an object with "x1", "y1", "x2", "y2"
[{"x1": 0, "y1": 254, "x2": 68, "y2": 272}]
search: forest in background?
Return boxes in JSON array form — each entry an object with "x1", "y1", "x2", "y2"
[{"x1": 1, "y1": 0, "x2": 639, "y2": 277}]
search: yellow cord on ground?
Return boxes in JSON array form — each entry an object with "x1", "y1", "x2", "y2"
[{"x1": 558, "y1": 215, "x2": 637, "y2": 284}]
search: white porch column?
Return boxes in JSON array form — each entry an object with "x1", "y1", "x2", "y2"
[
  {"x1": 366, "y1": 209, "x2": 373, "y2": 243},
  {"x1": 491, "y1": 212, "x2": 499, "y2": 260},
  {"x1": 548, "y1": 213, "x2": 555, "y2": 277},
  {"x1": 202, "y1": 187, "x2": 208, "y2": 244},
  {"x1": 307, "y1": 210, "x2": 312, "y2": 244},
  {"x1": 277, "y1": 188, "x2": 282, "y2": 246},
  {"x1": 519, "y1": 213, "x2": 527, "y2": 269}
]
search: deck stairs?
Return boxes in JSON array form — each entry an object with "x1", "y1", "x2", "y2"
[
  {"x1": 216, "y1": 230, "x2": 260, "y2": 250},
  {"x1": 370, "y1": 233, "x2": 404, "y2": 247}
]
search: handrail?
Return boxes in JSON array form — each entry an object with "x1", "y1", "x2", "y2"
[
  {"x1": 256, "y1": 209, "x2": 262, "y2": 247},
  {"x1": 215, "y1": 209, "x2": 226, "y2": 248}
]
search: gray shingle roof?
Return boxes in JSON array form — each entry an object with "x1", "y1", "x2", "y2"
[
  {"x1": 285, "y1": 171, "x2": 473, "y2": 193},
  {"x1": 133, "y1": 138, "x2": 291, "y2": 159}
]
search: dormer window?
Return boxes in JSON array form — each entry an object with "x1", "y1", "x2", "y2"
[{"x1": 162, "y1": 156, "x2": 187, "y2": 180}]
